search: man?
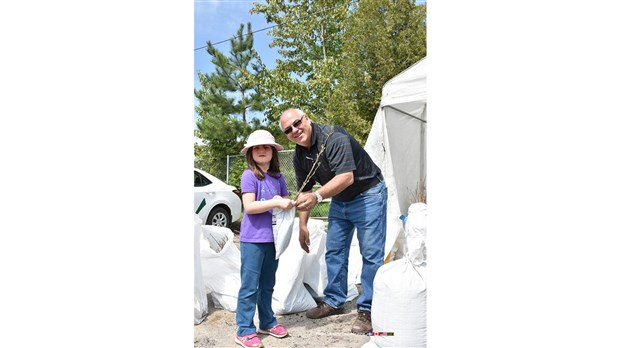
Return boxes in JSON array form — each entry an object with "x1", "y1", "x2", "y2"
[{"x1": 279, "y1": 108, "x2": 387, "y2": 334}]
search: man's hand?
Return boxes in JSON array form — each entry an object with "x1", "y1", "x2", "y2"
[
  {"x1": 299, "y1": 225, "x2": 310, "y2": 253},
  {"x1": 294, "y1": 191, "x2": 317, "y2": 212}
]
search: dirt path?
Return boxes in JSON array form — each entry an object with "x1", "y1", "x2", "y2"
[{"x1": 194, "y1": 287, "x2": 371, "y2": 348}]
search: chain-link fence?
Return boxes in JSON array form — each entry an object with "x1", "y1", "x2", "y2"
[{"x1": 218, "y1": 150, "x2": 330, "y2": 218}]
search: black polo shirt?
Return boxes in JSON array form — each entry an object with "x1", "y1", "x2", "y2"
[{"x1": 293, "y1": 123, "x2": 382, "y2": 202}]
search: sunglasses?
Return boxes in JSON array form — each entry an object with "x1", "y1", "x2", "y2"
[{"x1": 283, "y1": 114, "x2": 306, "y2": 135}]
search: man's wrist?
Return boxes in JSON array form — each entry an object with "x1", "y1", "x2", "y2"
[{"x1": 314, "y1": 191, "x2": 323, "y2": 203}]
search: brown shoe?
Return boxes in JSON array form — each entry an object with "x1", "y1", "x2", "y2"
[
  {"x1": 306, "y1": 302, "x2": 344, "y2": 319},
  {"x1": 351, "y1": 310, "x2": 372, "y2": 335}
]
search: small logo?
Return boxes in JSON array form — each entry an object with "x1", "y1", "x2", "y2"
[{"x1": 366, "y1": 331, "x2": 394, "y2": 336}]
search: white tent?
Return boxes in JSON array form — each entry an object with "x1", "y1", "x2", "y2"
[{"x1": 365, "y1": 57, "x2": 427, "y2": 261}]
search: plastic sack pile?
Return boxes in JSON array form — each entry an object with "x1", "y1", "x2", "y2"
[
  {"x1": 362, "y1": 202, "x2": 427, "y2": 348},
  {"x1": 199, "y1": 223, "x2": 241, "y2": 312},
  {"x1": 193, "y1": 215, "x2": 358, "y2": 321},
  {"x1": 272, "y1": 217, "x2": 358, "y2": 315},
  {"x1": 194, "y1": 214, "x2": 208, "y2": 324}
]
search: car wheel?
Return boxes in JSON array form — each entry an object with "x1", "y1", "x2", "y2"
[{"x1": 207, "y1": 206, "x2": 231, "y2": 228}]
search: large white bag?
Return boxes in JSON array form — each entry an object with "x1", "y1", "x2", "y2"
[
  {"x1": 299, "y1": 218, "x2": 328, "y2": 299},
  {"x1": 271, "y1": 207, "x2": 296, "y2": 259},
  {"x1": 303, "y1": 221, "x2": 359, "y2": 302},
  {"x1": 271, "y1": 218, "x2": 318, "y2": 315},
  {"x1": 194, "y1": 215, "x2": 208, "y2": 324},
  {"x1": 348, "y1": 230, "x2": 363, "y2": 285},
  {"x1": 405, "y1": 203, "x2": 426, "y2": 265},
  {"x1": 365, "y1": 202, "x2": 427, "y2": 348},
  {"x1": 273, "y1": 217, "x2": 359, "y2": 314},
  {"x1": 200, "y1": 225, "x2": 241, "y2": 312},
  {"x1": 367, "y1": 258, "x2": 426, "y2": 348}
]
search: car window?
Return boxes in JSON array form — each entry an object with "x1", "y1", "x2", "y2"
[{"x1": 194, "y1": 171, "x2": 212, "y2": 187}]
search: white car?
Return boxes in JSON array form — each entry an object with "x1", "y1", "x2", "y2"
[{"x1": 194, "y1": 168, "x2": 242, "y2": 228}]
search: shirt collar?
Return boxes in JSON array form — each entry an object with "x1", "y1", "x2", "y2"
[{"x1": 310, "y1": 122, "x2": 319, "y2": 148}]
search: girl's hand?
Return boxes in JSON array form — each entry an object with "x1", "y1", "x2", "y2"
[{"x1": 277, "y1": 197, "x2": 295, "y2": 210}]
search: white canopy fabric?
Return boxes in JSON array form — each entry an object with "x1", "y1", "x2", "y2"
[
  {"x1": 380, "y1": 57, "x2": 427, "y2": 118},
  {"x1": 365, "y1": 57, "x2": 427, "y2": 261}
]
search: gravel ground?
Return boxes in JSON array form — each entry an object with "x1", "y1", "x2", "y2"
[
  {"x1": 194, "y1": 286, "x2": 371, "y2": 348},
  {"x1": 195, "y1": 222, "x2": 371, "y2": 348}
]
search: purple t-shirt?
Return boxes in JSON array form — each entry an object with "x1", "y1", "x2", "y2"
[{"x1": 239, "y1": 169, "x2": 289, "y2": 243}]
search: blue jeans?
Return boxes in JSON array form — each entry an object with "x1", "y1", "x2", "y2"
[
  {"x1": 236, "y1": 242, "x2": 278, "y2": 336},
  {"x1": 322, "y1": 180, "x2": 387, "y2": 312}
]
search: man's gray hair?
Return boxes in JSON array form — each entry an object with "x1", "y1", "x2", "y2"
[{"x1": 279, "y1": 108, "x2": 306, "y2": 130}]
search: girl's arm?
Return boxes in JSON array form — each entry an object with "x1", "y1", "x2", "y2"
[{"x1": 242, "y1": 192, "x2": 293, "y2": 214}]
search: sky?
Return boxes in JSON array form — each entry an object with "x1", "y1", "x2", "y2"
[
  {"x1": 194, "y1": 0, "x2": 277, "y2": 90},
  {"x1": 193, "y1": 0, "x2": 278, "y2": 130},
  {"x1": 193, "y1": 0, "x2": 425, "y2": 127},
  {"x1": 194, "y1": 0, "x2": 426, "y2": 90}
]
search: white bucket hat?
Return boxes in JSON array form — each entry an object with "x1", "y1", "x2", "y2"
[{"x1": 241, "y1": 129, "x2": 284, "y2": 154}]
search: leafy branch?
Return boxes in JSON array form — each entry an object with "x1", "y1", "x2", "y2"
[{"x1": 294, "y1": 127, "x2": 334, "y2": 200}]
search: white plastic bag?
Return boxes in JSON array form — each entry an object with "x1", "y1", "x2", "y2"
[
  {"x1": 271, "y1": 218, "x2": 317, "y2": 315},
  {"x1": 272, "y1": 207, "x2": 295, "y2": 259},
  {"x1": 304, "y1": 221, "x2": 358, "y2": 301},
  {"x1": 200, "y1": 225, "x2": 241, "y2": 312},
  {"x1": 348, "y1": 230, "x2": 363, "y2": 285},
  {"x1": 361, "y1": 339, "x2": 380, "y2": 348},
  {"x1": 366, "y1": 202, "x2": 428, "y2": 347},
  {"x1": 272, "y1": 217, "x2": 360, "y2": 314},
  {"x1": 405, "y1": 203, "x2": 427, "y2": 265},
  {"x1": 300, "y1": 218, "x2": 329, "y2": 299},
  {"x1": 369, "y1": 258, "x2": 426, "y2": 348},
  {"x1": 386, "y1": 213, "x2": 408, "y2": 262},
  {"x1": 194, "y1": 214, "x2": 208, "y2": 324}
]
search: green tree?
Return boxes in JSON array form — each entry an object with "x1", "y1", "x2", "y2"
[
  {"x1": 194, "y1": 22, "x2": 266, "y2": 175},
  {"x1": 328, "y1": 0, "x2": 426, "y2": 142},
  {"x1": 252, "y1": 0, "x2": 426, "y2": 144},
  {"x1": 250, "y1": 0, "x2": 348, "y2": 127}
]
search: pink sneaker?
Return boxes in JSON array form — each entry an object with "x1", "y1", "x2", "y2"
[
  {"x1": 258, "y1": 323, "x2": 288, "y2": 338},
  {"x1": 234, "y1": 333, "x2": 263, "y2": 348}
]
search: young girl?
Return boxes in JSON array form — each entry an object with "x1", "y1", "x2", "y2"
[{"x1": 235, "y1": 130, "x2": 293, "y2": 348}]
